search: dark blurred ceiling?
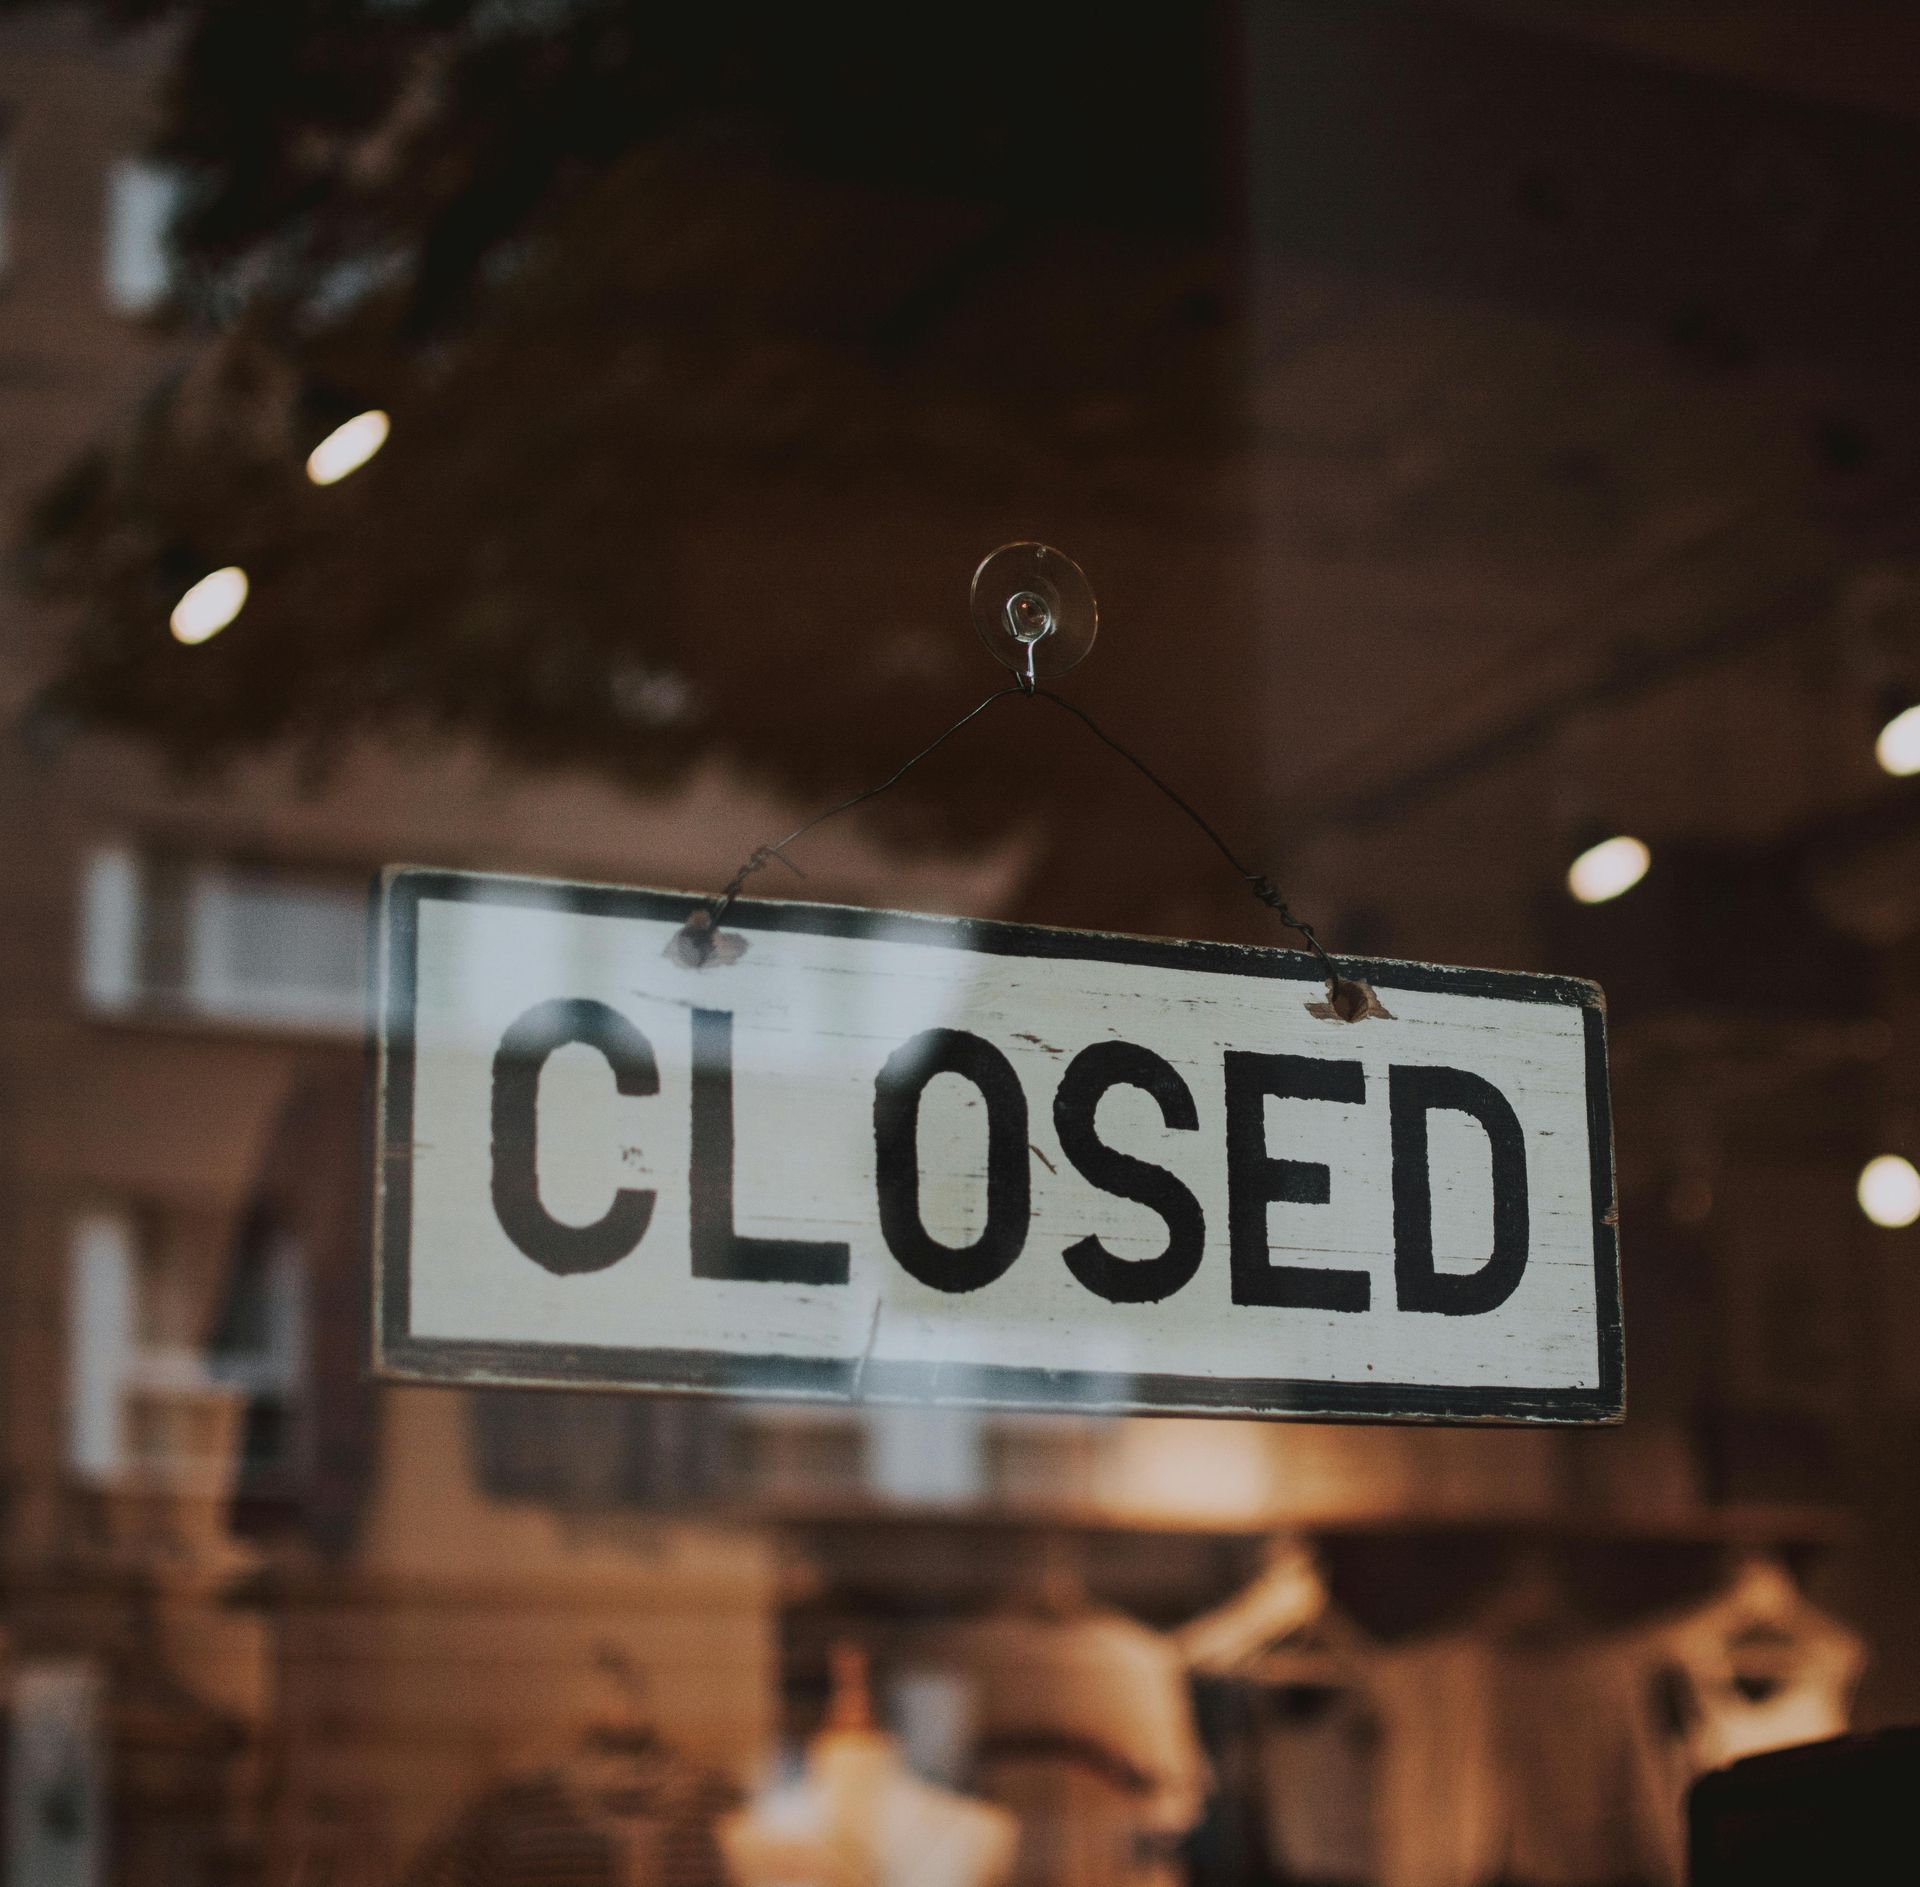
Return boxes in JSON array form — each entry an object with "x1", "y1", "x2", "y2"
[
  {"x1": 1442, "y1": 1, "x2": 1920, "y2": 121},
  {"x1": 16, "y1": 0, "x2": 1920, "y2": 1088}
]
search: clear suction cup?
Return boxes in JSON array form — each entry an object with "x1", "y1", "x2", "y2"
[{"x1": 971, "y1": 542, "x2": 1098, "y2": 683}]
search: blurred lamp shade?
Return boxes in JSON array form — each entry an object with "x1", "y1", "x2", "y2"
[
  {"x1": 1857, "y1": 1154, "x2": 1920, "y2": 1229},
  {"x1": 1873, "y1": 701, "x2": 1920, "y2": 778},
  {"x1": 305, "y1": 409, "x2": 390, "y2": 486},
  {"x1": 1567, "y1": 834, "x2": 1651, "y2": 905},
  {"x1": 169, "y1": 566, "x2": 249, "y2": 645}
]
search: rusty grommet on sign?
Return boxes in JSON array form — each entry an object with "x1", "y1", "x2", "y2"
[
  {"x1": 1309, "y1": 977, "x2": 1392, "y2": 1024},
  {"x1": 668, "y1": 906, "x2": 748, "y2": 969}
]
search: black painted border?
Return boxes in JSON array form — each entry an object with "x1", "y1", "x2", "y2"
[{"x1": 374, "y1": 867, "x2": 1625, "y2": 1425}]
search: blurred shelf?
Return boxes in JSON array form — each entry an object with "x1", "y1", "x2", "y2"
[{"x1": 722, "y1": 1495, "x2": 1856, "y2": 1545}]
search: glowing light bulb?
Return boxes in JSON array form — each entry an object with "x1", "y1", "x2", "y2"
[
  {"x1": 1874, "y1": 702, "x2": 1920, "y2": 777},
  {"x1": 305, "y1": 408, "x2": 389, "y2": 486},
  {"x1": 1566, "y1": 834, "x2": 1650, "y2": 905},
  {"x1": 169, "y1": 566, "x2": 248, "y2": 644},
  {"x1": 1858, "y1": 1154, "x2": 1920, "y2": 1228}
]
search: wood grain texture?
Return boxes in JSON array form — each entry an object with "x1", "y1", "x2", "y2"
[{"x1": 374, "y1": 869, "x2": 1621, "y2": 1425}]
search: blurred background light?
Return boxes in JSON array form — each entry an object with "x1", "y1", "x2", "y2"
[
  {"x1": 1858, "y1": 1154, "x2": 1920, "y2": 1228},
  {"x1": 305, "y1": 408, "x2": 390, "y2": 486},
  {"x1": 1566, "y1": 834, "x2": 1650, "y2": 904},
  {"x1": 168, "y1": 566, "x2": 248, "y2": 644},
  {"x1": 1873, "y1": 701, "x2": 1920, "y2": 777}
]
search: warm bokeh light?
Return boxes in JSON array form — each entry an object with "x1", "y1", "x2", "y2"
[
  {"x1": 1566, "y1": 834, "x2": 1650, "y2": 905},
  {"x1": 1874, "y1": 702, "x2": 1920, "y2": 778},
  {"x1": 305, "y1": 408, "x2": 390, "y2": 485},
  {"x1": 1858, "y1": 1155, "x2": 1920, "y2": 1229},
  {"x1": 168, "y1": 566, "x2": 249, "y2": 644}
]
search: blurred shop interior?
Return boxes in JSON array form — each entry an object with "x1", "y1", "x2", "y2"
[{"x1": 4, "y1": 2, "x2": 1920, "y2": 1883}]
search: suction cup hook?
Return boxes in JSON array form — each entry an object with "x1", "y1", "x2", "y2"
[{"x1": 971, "y1": 542, "x2": 1098, "y2": 689}]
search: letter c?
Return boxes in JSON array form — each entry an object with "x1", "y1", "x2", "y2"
[{"x1": 490, "y1": 998, "x2": 659, "y2": 1275}]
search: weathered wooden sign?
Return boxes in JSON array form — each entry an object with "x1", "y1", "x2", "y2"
[{"x1": 374, "y1": 869, "x2": 1621, "y2": 1423}]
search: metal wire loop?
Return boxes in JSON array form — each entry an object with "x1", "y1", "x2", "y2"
[{"x1": 688, "y1": 684, "x2": 1342, "y2": 986}]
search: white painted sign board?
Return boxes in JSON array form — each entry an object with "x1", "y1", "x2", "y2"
[{"x1": 375, "y1": 870, "x2": 1621, "y2": 1423}]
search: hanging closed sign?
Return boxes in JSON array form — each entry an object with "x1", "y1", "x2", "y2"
[{"x1": 374, "y1": 869, "x2": 1621, "y2": 1424}]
